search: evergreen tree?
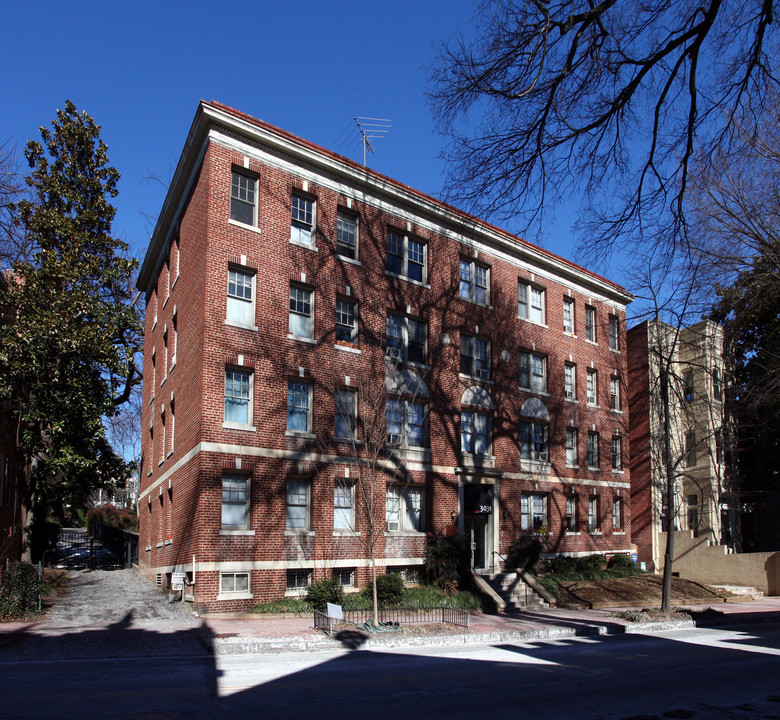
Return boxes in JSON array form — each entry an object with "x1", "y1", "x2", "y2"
[{"x1": 0, "y1": 101, "x2": 141, "y2": 560}]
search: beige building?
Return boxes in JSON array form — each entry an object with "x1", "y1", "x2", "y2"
[{"x1": 628, "y1": 319, "x2": 729, "y2": 570}]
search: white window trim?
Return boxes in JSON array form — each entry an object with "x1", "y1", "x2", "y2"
[
  {"x1": 459, "y1": 257, "x2": 490, "y2": 306},
  {"x1": 563, "y1": 297, "x2": 575, "y2": 335},
  {"x1": 288, "y1": 284, "x2": 315, "y2": 341},
  {"x1": 221, "y1": 473, "x2": 250, "y2": 530},
  {"x1": 336, "y1": 210, "x2": 359, "y2": 261},
  {"x1": 518, "y1": 281, "x2": 547, "y2": 326},
  {"x1": 229, "y1": 169, "x2": 258, "y2": 228},
  {"x1": 286, "y1": 478, "x2": 312, "y2": 532},
  {"x1": 385, "y1": 484, "x2": 424, "y2": 533},
  {"x1": 334, "y1": 480, "x2": 355, "y2": 532},
  {"x1": 226, "y1": 266, "x2": 258, "y2": 331},
  {"x1": 519, "y1": 351, "x2": 548, "y2": 394},
  {"x1": 586, "y1": 369, "x2": 598, "y2": 406},
  {"x1": 460, "y1": 333, "x2": 491, "y2": 381},
  {"x1": 222, "y1": 368, "x2": 255, "y2": 431},
  {"x1": 386, "y1": 228, "x2": 428, "y2": 285},
  {"x1": 386, "y1": 312, "x2": 428, "y2": 366},
  {"x1": 290, "y1": 192, "x2": 317, "y2": 249},
  {"x1": 286, "y1": 381, "x2": 313, "y2": 437},
  {"x1": 218, "y1": 571, "x2": 253, "y2": 600}
]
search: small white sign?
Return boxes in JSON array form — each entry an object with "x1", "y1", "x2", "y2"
[
  {"x1": 326, "y1": 602, "x2": 343, "y2": 620},
  {"x1": 171, "y1": 572, "x2": 186, "y2": 590}
]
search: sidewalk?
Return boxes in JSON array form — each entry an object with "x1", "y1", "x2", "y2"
[{"x1": 2, "y1": 596, "x2": 779, "y2": 659}]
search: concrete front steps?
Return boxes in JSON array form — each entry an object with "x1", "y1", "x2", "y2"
[{"x1": 476, "y1": 571, "x2": 553, "y2": 612}]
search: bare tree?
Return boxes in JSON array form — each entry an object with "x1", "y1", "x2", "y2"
[
  {"x1": 319, "y1": 356, "x2": 429, "y2": 626},
  {"x1": 428, "y1": 0, "x2": 778, "y2": 262},
  {"x1": 0, "y1": 139, "x2": 33, "y2": 265}
]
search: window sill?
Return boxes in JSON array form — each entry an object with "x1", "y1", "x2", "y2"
[
  {"x1": 225, "y1": 319, "x2": 259, "y2": 332},
  {"x1": 585, "y1": 339, "x2": 598, "y2": 346},
  {"x1": 145, "y1": 545, "x2": 152, "y2": 552},
  {"x1": 285, "y1": 430, "x2": 316, "y2": 439},
  {"x1": 586, "y1": 403, "x2": 600, "y2": 409},
  {"x1": 152, "y1": 318, "x2": 158, "y2": 332},
  {"x1": 158, "y1": 459, "x2": 164, "y2": 467},
  {"x1": 387, "y1": 447, "x2": 431, "y2": 464},
  {"x1": 228, "y1": 218, "x2": 262, "y2": 235},
  {"x1": 566, "y1": 531, "x2": 581, "y2": 536},
  {"x1": 459, "y1": 372, "x2": 493, "y2": 384},
  {"x1": 519, "y1": 388, "x2": 550, "y2": 397},
  {"x1": 285, "y1": 589, "x2": 308, "y2": 597},
  {"x1": 335, "y1": 254, "x2": 361, "y2": 266},
  {"x1": 614, "y1": 531, "x2": 626, "y2": 535},
  {"x1": 167, "y1": 450, "x2": 174, "y2": 458},
  {"x1": 405, "y1": 360, "x2": 432, "y2": 371},
  {"x1": 459, "y1": 296, "x2": 492, "y2": 310},
  {"x1": 170, "y1": 359, "x2": 176, "y2": 372},
  {"x1": 610, "y1": 408, "x2": 623, "y2": 415},
  {"x1": 517, "y1": 317, "x2": 548, "y2": 329},
  {"x1": 171, "y1": 274, "x2": 179, "y2": 291},
  {"x1": 564, "y1": 397, "x2": 579, "y2": 404},
  {"x1": 156, "y1": 542, "x2": 164, "y2": 548},
  {"x1": 333, "y1": 530, "x2": 360, "y2": 537},
  {"x1": 163, "y1": 295, "x2": 170, "y2": 309},
  {"x1": 160, "y1": 376, "x2": 167, "y2": 387},
  {"x1": 612, "y1": 469, "x2": 625, "y2": 475},
  {"x1": 164, "y1": 539, "x2": 172, "y2": 546},
  {"x1": 334, "y1": 436, "x2": 361, "y2": 445},
  {"x1": 587, "y1": 466, "x2": 602, "y2": 472},
  {"x1": 564, "y1": 331, "x2": 577, "y2": 338},
  {"x1": 285, "y1": 530, "x2": 315, "y2": 537},
  {"x1": 519, "y1": 459, "x2": 551, "y2": 474},
  {"x1": 460, "y1": 453, "x2": 496, "y2": 469},
  {"x1": 566, "y1": 464, "x2": 580, "y2": 470},
  {"x1": 222, "y1": 422, "x2": 257, "y2": 432},
  {"x1": 609, "y1": 348, "x2": 621, "y2": 354},
  {"x1": 289, "y1": 239, "x2": 318, "y2": 252},
  {"x1": 147, "y1": 470, "x2": 153, "y2": 477},
  {"x1": 589, "y1": 531, "x2": 603, "y2": 536},
  {"x1": 217, "y1": 592, "x2": 254, "y2": 601},
  {"x1": 287, "y1": 333, "x2": 317, "y2": 345},
  {"x1": 385, "y1": 271, "x2": 430, "y2": 289},
  {"x1": 220, "y1": 529, "x2": 255, "y2": 536},
  {"x1": 384, "y1": 530, "x2": 426, "y2": 538},
  {"x1": 334, "y1": 344, "x2": 361, "y2": 355}
]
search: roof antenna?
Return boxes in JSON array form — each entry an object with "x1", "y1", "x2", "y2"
[{"x1": 353, "y1": 117, "x2": 391, "y2": 166}]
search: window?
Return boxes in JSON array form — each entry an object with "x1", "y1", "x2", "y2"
[
  {"x1": 230, "y1": 170, "x2": 256, "y2": 225},
  {"x1": 566, "y1": 428, "x2": 578, "y2": 466},
  {"x1": 221, "y1": 572, "x2": 250, "y2": 594},
  {"x1": 171, "y1": 311, "x2": 178, "y2": 368},
  {"x1": 289, "y1": 284, "x2": 314, "y2": 339},
  {"x1": 713, "y1": 368, "x2": 722, "y2": 401},
  {"x1": 519, "y1": 351, "x2": 547, "y2": 393},
  {"x1": 291, "y1": 193, "x2": 315, "y2": 245},
  {"x1": 612, "y1": 436, "x2": 622, "y2": 470},
  {"x1": 588, "y1": 496, "x2": 600, "y2": 532},
  {"x1": 518, "y1": 282, "x2": 545, "y2": 323},
  {"x1": 286, "y1": 569, "x2": 312, "y2": 590},
  {"x1": 227, "y1": 268, "x2": 255, "y2": 326},
  {"x1": 461, "y1": 411, "x2": 491, "y2": 456},
  {"x1": 609, "y1": 315, "x2": 619, "y2": 351},
  {"x1": 459, "y1": 258, "x2": 489, "y2": 304},
  {"x1": 683, "y1": 369, "x2": 694, "y2": 402},
  {"x1": 585, "y1": 305, "x2": 596, "y2": 342},
  {"x1": 687, "y1": 494, "x2": 699, "y2": 536},
  {"x1": 685, "y1": 430, "x2": 697, "y2": 467},
  {"x1": 520, "y1": 421, "x2": 548, "y2": 461},
  {"x1": 334, "y1": 388, "x2": 357, "y2": 440},
  {"x1": 222, "y1": 474, "x2": 248, "y2": 528},
  {"x1": 287, "y1": 381, "x2": 312, "y2": 434},
  {"x1": 565, "y1": 495, "x2": 578, "y2": 532},
  {"x1": 613, "y1": 497, "x2": 624, "y2": 531},
  {"x1": 521, "y1": 494, "x2": 547, "y2": 531},
  {"x1": 225, "y1": 369, "x2": 252, "y2": 425},
  {"x1": 168, "y1": 400, "x2": 175, "y2": 456},
  {"x1": 336, "y1": 210, "x2": 358, "y2": 259},
  {"x1": 334, "y1": 482, "x2": 354, "y2": 530},
  {"x1": 460, "y1": 334, "x2": 491, "y2": 379},
  {"x1": 563, "y1": 297, "x2": 575, "y2": 334},
  {"x1": 286, "y1": 479, "x2": 310, "y2": 530},
  {"x1": 586, "y1": 368, "x2": 598, "y2": 405},
  {"x1": 564, "y1": 363, "x2": 576, "y2": 400},
  {"x1": 610, "y1": 375, "x2": 620, "y2": 411},
  {"x1": 335, "y1": 297, "x2": 358, "y2": 345},
  {"x1": 159, "y1": 409, "x2": 166, "y2": 464},
  {"x1": 386, "y1": 485, "x2": 423, "y2": 532},
  {"x1": 588, "y1": 432, "x2": 600, "y2": 468},
  {"x1": 386, "y1": 313, "x2": 427, "y2": 364},
  {"x1": 387, "y1": 229, "x2": 426, "y2": 283},
  {"x1": 333, "y1": 568, "x2": 355, "y2": 587},
  {"x1": 386, "y1": 398, "x2": 427, "y2": 448}
]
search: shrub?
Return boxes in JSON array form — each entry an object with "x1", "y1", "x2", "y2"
[
  {"x1": 543, "y1": 556, "x2": 577, "y2": 574},
  {"x1": 85, "y1": 504, "x2": 138, "y2": 534},
  {"x1": 607, "y1": 554, "x2": 638, "y2": 572},
  {"x1": 0, "y1": 562, "x2": 41, "y2": 620},
  {"x1": 363, "y1": 573, "x2": 404, "y2": 607},
  {"x1": 575, "y1": 554, "x2": 606, "y2": 573},
  {"x1": 505, "y1": 537, "x2": 542, "y2": 572},
  {"x1": 426, "y1": 533, "x2": 469, "y2": 590},
  {"x1": 306, "y1": 579, "x2": 344, "y2": 611}
]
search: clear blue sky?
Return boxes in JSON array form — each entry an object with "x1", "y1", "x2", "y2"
[{"x1": 1, "y1": 0, "x2": 578, "y2": 267}]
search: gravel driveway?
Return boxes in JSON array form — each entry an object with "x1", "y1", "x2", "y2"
[{"x1": 46, "y1": 568, "x2": 199, "y2": 625}]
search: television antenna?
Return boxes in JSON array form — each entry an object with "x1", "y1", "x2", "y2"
[{"x1": 353, "y1": 117, "x2": 391, "y2": 166}]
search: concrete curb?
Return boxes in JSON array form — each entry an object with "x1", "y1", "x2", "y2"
[{"x1": 210, "y1": 617, "x2": 699, "y2": 655}]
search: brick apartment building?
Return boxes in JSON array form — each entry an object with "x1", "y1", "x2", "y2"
[
  {"x1": 627, "y1": 319, "x2": 728, "y2": 571},
  {"x1": 137, "y1": 101, "x2": 634, "y2": 612}
]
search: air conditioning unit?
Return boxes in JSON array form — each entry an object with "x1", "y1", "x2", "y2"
[
  {"x1": 588, "y1": 394, "x2": 596, "y2": 404},
  {"x1": 478, "y1": 368, "x2": 491, "y2": 380},
  {"x1": 537, "y1": 452, "x2": 548, "y2": 461},
  {"x1": 565, "y1": 390, "x2": 575, "y2": 399},
  {"x1": 564, "y1": 323, "x2": 574, "y2": 334},
  {"x1": 387, "y1": 433, "x2": 402, "y2": 446},
  {"x1": 387, "y1": 521, "x2": 399, "y2": 531}
]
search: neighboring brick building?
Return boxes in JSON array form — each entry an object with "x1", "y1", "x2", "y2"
[
  {"x1": 136, "y1": 101, "x2": 634, "y2": 612},
  {"x1": 627, "y1": 319, "x2": 728, "y2": 571},
  {"x1": 0, "y1": 271, "x2": 23, "y2": 565}
]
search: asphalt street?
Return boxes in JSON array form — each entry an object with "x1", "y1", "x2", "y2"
[{"x1": 3, "y1": 622, "x2": 779, "y2": 720}]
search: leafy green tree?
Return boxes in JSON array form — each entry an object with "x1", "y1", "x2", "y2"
[{"x1": 0, "y1": 101, "x2": 141, "y2": 560}]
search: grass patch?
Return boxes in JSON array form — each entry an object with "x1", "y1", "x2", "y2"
[
  {"x1": 536, "y1": 565, "x2": 644, "y2": 600},
  {"x1": 251, "y1": 585, "x2": 482, "y2": 614},
  {"x1": 610, "y1": 608, "x2": 692, "y2": 623}
]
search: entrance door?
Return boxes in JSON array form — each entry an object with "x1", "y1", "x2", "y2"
[{"x1": 465, "y1": 514, "x2": 489, "y2": 571}]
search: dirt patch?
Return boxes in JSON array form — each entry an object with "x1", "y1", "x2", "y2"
[{"x1": 554, "y1": 575, "x2": 732, "y2": 608}]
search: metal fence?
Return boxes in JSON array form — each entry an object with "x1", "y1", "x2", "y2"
[{"x1": 314, "y1": 606, "x2": 470, "y2": 636}]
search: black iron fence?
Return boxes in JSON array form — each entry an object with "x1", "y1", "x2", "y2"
[
  {"x1": 314, "y1": 606, "x2": 470, "y2": 636},
  {"x1": 52, "y1": 525, "x2": 138, "y2": 569}
]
